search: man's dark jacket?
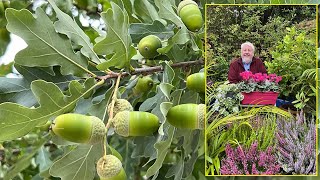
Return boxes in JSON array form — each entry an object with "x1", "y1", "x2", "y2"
[{"x1": 228, "y1": 57, "x2": 267, "y2": 84}]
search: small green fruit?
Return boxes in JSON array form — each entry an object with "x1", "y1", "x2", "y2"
[
  {"x1": 186, "y1": 72, "x2": 205, "y2": 93},
  {"x1": 133, "y1": 76, "x2": 154, "y2": 94},
  {"x1": 52, "y1": 114, "x2": 105, "y2": 144},
  {"x1": 138, "y1": 35, "x2": 162, "y2": 59},
  {"x1": 112, "y1": 111, "x2": 159, "y2": 137},
  {"x1": 167, "y1": 104, "x2": 205, "y2": 129},
  {"x1": 178, "y1": 0, "x2": 203, "y2": 32},
  {"x1": 164, "y1": 152, "x2": 178, "y2": 164},
  {"x1": 108, "y1": 99, "x2": 133, "y2": 115},
  {"x1": 97, "y1": 155, "x2": 127, "y2": 180}
]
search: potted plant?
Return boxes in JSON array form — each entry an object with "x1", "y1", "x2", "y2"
[{"x1": 238, "y1": 71, "x2": 282, "y2": 105}]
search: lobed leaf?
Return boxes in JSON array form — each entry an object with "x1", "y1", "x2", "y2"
[
  {"x1": 49, "y1": 144, "x2": 103, "y2": 180},
  {"x1": 133, "y1": 0, "x2": 165, "y2": 24},
  {"x1": 5, "y1": 8, "x2": 89, "y2": 77},
  {"x1": 145, "y1": 125, "x2": 175, "y2": 178},
  {"x1": 48, "y1": 0, "x2": 102, "y2": 64},
  {"x1": 129, "y1": 20, "x2": 174, "y2": 43},
  {"x1": 0, "y1": 78, "x2": 101, "y2": 141},
  {"x1": 0, "y1": 77, "x2": 35, "y2": 107},
  {"x1": 154, "y1": 0, "x2": 183, "y2": 28},
  {"x1": 93, "y1": 3, "x2": 136, "y2": 70}
]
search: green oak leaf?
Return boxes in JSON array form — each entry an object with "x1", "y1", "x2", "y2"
[
  {"x1": 131, "y1": 136, "x2": 157, "y2": 158},
  {"x1": 145, "y1": 124, "x2": 175, "y2": 179},
  {"x1": 5, "y1": 8, "x2": 90, "y2": 77},
  {"x1": 93, "y1": 3, "x2": 136, "y2": 70},
  {"x1": 165, "y1": 44, "x2": 188, "y2": 62},
  {"x1": 133, "y1": 0, "x2": 166, "y2": 25},
  {"x1": 14, "y1": 65, "x2": 75, "y2": 83},
  {"x1": 157, "y1": 28, "x2": 192, "y2": 54},
  {"x1": 49, "y1": 144, "x2": 103, "y2": 180},
  {"x1": 162, "y1": 61, "x2": 175, "y2": 84},
  {"x1": 139, "y1": 83, "x2": 174, "y2": 123},
  {"x1": 154, "y1": 0, "x2": 184, "y2": 28},
  {"x1": 0, "y1": 78, "x2": 102, "y2": 141},
  {"x1": 36, "y1": 146, "x2": 53, "y2": 176},
  {"x1": 48, "y1": 0, "x2": 102, "y2": 64},
  {"x1": 0, "y1": 78, "x2": 35, "y2": 107},
  {"x1": 129, "y1": 20, "x2": 174, "y2": 43},
  {"x1": 0, "y1": 66, "x2": 75, "y2": 107}
]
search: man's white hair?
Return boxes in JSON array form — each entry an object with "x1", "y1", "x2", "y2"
[{"x1": 241, "y1": 42, "x2": 255, "y2": 52}]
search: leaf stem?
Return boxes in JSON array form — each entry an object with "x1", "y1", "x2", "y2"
[{"x1": 96, "y1": 59, "x2": 204, "y2": 80}]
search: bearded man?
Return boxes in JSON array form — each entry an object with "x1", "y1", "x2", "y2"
[{"x1": 228, "y1": 42, "x2": 267, "y2": 83}]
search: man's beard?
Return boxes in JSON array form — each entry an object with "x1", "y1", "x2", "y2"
[{"x1": 242, "y1": 57, "x2": 252, "y2": 64}]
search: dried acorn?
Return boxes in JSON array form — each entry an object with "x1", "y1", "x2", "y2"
[
  {"x1": 166, "y1": 104, "x2": 205, "y2": 129},
  {"x1": 52, "y1": 114, "x2": 105, "y2": 144},
  {"x1": 112, "y1": 111, "x2": 159, "y2": 137}
]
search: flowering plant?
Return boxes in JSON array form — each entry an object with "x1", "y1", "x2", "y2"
[
  {"x1": 220, "y1": 141, "x2": 280, "y2": 175},
  {"x1": 238, "y1": 71, "x2": 282, "y2": 93}
]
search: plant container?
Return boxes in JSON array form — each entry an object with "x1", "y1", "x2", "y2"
[{"x1": 241, "y1": 91, "x2": 279, "y2": 105}]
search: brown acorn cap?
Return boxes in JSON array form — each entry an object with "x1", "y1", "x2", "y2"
[
  {"x1": 97, "y1": 155, "x2": 122, "y2": 178},
  {"x1": 177, "y1": 0, "x2": 198, "y2": 15},
  {"x1": 88, "y1": 116, "x2": 106, "y2": 144}
]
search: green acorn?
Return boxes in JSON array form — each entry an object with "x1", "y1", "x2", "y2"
[
  {"x1": 97, "y1": 155, "x2": 127, "y2": 180},
  {"x1": 52, "y1": 114, "x2": 105, "y2": 144},
  {"x1": 112, "y1": 111, "x2": 159, "y2": 137},
  {"x1": 177, "y1": 0, "x2": 203, "y2": 32},
  {"x1": 186, "y1": 72, "x2": 205, "y2": 93},
  {"x1": 138, "y1": 35, "x2": 162, "y2": 59},
  {"x1": 133, "y1": 76, "x2": 154, "y2": 94},
  {"x1": 166, "y1": 104, "x2": 205, "y2": 129}
]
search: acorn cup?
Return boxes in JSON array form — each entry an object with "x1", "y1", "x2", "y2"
[
  {"x1": 166, "y1": 104, "x2": 205, "y2": 129},
  {"x1": 97, "y1": 155, "x2": 127, "y2": 180},
  {"x1": 177, "y1": 0, "x2": 203, "y2": 32},
  {"x1": 112, "y1": 111, "x2": 160, "y2": 137},
  {"x1": 108, "y1": 99, "x2": 133, "y2": 115},
  {"x1": 138, "y1": 35, "x2": 162, "y2": 59},
  {"x1": 51, "y1": 114, "x2": 105, "y2": 144},
  {"x1": 186, "y1": 72, "x2": 205, "y2": 93}
]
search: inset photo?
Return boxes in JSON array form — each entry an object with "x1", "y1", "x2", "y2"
[{"x1": 205, "y1": 5, "x2": 317, "y2": 176}]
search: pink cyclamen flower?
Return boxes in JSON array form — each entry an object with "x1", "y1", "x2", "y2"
[{"x1": 275, "y1": 76, "x2": 282, "y2": 83}]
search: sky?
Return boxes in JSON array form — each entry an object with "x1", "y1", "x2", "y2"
[{"x1": 0, "y1": 34, "x2": 27, "y2": 65}]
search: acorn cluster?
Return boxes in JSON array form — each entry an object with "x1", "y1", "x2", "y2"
[
  {"x1": 47, "y1": 1, "x2": 204, "y2": 179},
  {"x1": 137, "y1": 0, "x2": 203, "y2": 59}
]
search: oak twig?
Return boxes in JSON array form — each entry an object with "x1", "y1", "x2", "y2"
[{"x1": 96, "y1": 59, "x2": 204, "y2": 80}]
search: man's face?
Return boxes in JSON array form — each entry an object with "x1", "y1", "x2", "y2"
[{"x1": 241, "y1": 45, "x2": 254, "y2": 63}]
